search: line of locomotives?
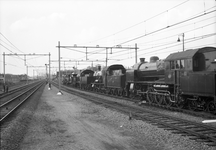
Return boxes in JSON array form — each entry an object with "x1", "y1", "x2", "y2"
[{"x1": 62, "y1": 47, "x2": 216, "y2": 115}]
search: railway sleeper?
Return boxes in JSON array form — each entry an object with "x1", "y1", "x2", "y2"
[
  {"x1": 181, "y1": 125, "x2": 197, "y2": 129},
  {"x1": 171, "y1": 131, "x2": 187, "y2": 134}
]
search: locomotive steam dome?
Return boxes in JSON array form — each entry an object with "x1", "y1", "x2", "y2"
[{"x1": 150, "y1": 56, "x2": 159, "y2": 63}]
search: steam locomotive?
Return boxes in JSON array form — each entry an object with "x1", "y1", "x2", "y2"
[{"x1": 63, "y1": 47, "x2": 216, "y2": 114}]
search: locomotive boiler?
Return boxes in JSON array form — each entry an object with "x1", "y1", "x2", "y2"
[{"x1": 125, "y1": 56, "x2": 166, "y2": 98}]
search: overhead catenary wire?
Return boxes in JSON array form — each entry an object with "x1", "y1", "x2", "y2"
[
  {"x1": 108, "y1": 21, "x2": 216, "y2": 59},
  {"x1": 140, "y1": 33, "x2": 216, "y2": 55},
  {"x1": 94, "y1": 12, "x2": 216, "y2": 47},
  {"x1": 0, "y1": 60, "x2": 25, "y2": 69},
  {"x1": 84, "y1": 0, "x2": 190, "y2": 44},
  {"x1": 76, "y1": 7, "x2": 216, "y2": 61},
  {"x1": 0, "y1": 43, "x2": 25, "y2": 60},
  {"x1": 0, "y1": 43, "x2": 34, "y2": 67},
  {"x1": 102, "y1": 11, "x2": 215, "y2": 46},
  {"x1": 118, "y1": 8, "x2": 216, "y2": 45},
  {"x1": 107, "y1": 32, "x2": 216, "y2": 60},
  {"x1": 111, "y1": 41, "x2": 216, "y2": 65},
  {"x1": 137, "y1": 16, "x2": 216, "y2": 46},
  {"x1": 142, "y1": 42, "x2": 216, "y2": 59},
  {"x1": 0, "y1": 33, "x2": 30, "y2": 67},
  {"x1": 0, "y1": 32, "x2": 25, "y2": 54},
  {"x1": 79, "y1": 29, "x2": 215, "y2": 64}
]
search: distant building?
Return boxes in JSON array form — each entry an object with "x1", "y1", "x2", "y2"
[{"x1": 0, "y1": 74, "x2": 24, "y2": 86}]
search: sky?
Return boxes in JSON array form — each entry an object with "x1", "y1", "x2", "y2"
[{"x1": 0, "y1": 0, "x2": 216, "y2": 77}]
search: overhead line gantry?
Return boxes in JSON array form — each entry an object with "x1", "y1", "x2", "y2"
[
  {"x1": 2, "y1": 53, "x2": 51, "y2": 86},
  {"x1": 56, "y1": 41, "x2": 139, "y2": 95}
]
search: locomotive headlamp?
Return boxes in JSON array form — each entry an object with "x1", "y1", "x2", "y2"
[{"x1": 211, "y1": 58, "x2": 216, "y2": 64}]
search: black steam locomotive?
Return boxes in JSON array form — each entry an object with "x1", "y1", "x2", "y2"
[{"x1": 63, "y1": 47, "x2": 216, "y2": 114}]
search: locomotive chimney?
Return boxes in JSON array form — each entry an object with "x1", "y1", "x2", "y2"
[{"x1": 140, "y1": 58, "x2": 145, "y2": 63}]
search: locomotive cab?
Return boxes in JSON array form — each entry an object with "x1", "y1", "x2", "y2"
[
  {"x1": 105, "y1": 64, "x2": 126, "y2": 89},
  {"x1": 165, "y1": 47, "x2": 216, "y2": 105},
  {"x1": 79, "y1": 69, "x2": 95, "y2": 89},
  {"x1": 165, "y1": 48, "x2": 211, "y2": 84}
]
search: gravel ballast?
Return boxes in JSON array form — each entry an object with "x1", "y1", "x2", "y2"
[
  {"x1": 1, "y1": 84, "x2": 215, "y2": 150},
  {"x1": 0, "y1": 83, "x2": 45, "y2": 150}
]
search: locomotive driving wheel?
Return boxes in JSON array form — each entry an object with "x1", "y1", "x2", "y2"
[
  {"x1": 118, "y1": 89, "x2": 123, "y2": 96},
  {"x1": 188, "y1": 100, "x2": 198, "y2": 111},
  {"x1": 176, "y1": 95, "x2": 185, "y2": 109},
  {"x1": 164, "y1": 94, "x2": 173, "y2": 107},
  {"x1": 146, "y1": 87, "x2": 155, "y2": 104},
  {"x1": 155, "y1": 93, "x2": 163, "y2": 105},
  {"x1": 207, "y1": 100, "x2": 216, "y2": 115}
]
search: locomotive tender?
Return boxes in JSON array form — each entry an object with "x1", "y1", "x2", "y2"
[{"x1": 63, "y1": 47, "x2": 216, "y2": 114}]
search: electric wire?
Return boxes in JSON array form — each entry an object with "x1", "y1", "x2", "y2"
[
  {"x1": 0, "y1": 43, "x2": 24, "y2": 60},
  {"x1": 107, "y1": 32, "x2": 216, "y2": 60},
  {"x1": 102, "y1": 14, "x2": 216, "y2": 46},
  {"x1": 110, "y1": 41, "x2": 216, "y2": 65},
  {"x1": 0, "y1": 32, "x2": 25, "y2": 54},
  {"x1": 109, "y1": 21, "x2": 216, "y2": 56},
  {"x1": 111, "y1": 34, "x2": 216, "y2": 62},
  {"x1": 84, "y1": 0, "x2": 190, "y2": 44},
  {"x1": 142, "y1": 42, "x2": 216, "y2": 59},
  {"x1": 0, "y1": 43, "x2": 34, "y2": 68},
  {"x1": 137, "y1": 16, "x2": 216, "y2": 46},
  {"x1": 140, "y1": 33, "x2": 216, "y2": 55},
  {"x1": 118, "y1": 9, "x2": 216, "y2": 45},
  {"x1": 75, "y1": 11, "x2": 216, "y2": 61},
  {"x1": 0, "y1": 60, "x2": 25, "y2": 69}
]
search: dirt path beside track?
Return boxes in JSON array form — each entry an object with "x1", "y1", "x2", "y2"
[{"x1": 18, "y1": 85, "x2": 214, "y2": 150}]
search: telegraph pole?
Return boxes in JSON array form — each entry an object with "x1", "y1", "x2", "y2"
[
  {"x1": 45, "y1": 64, "x2": 48, "y2": 78},
  {"x1": 3, "y1": 52, "x2": 5, "y2": 84},
  {"x1": 49, "y1": 52, "x2": 51, "y2": 89},
  {"x1": 135, "y1": 43, "x2": 137, "y2": 63},
  {"x1": 57, "y1": 41, "x2": 62, "y2": 95},
  {"x1": 106, "y1": 48, "x2": 108, "y2": 68},
  {"x1": 182, "y1": 33, "x2": 185, "y2": 51},
  {"x1": 26, "y1": 65, "x2": 28, "y2": 84}
]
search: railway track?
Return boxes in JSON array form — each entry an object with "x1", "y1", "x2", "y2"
[
  {"x1": 0, "y1": 81, "x2": 45, "y2": 123},
  {"x1": 0, "y1": 81, "x2": 39, "y2": 100},
  {"x1": 60, "y1": 81, "x2": 215, "y2": 119},
  {"x1": 53, "y1": 82, "x2": 216, "y2": 147}
]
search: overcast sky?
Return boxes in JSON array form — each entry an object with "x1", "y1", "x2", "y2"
[{"x1": 0, "y1": 0, "x2": 215, "y2": 76}]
